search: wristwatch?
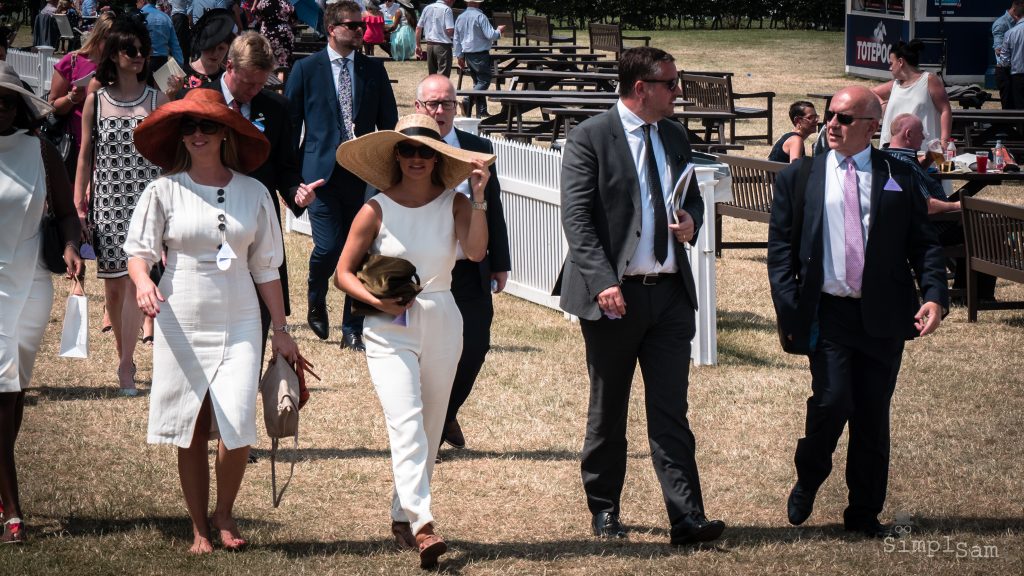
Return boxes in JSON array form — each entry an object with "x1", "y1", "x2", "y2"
[{"x1": 471, "y1": 199, "x2": 488, "y2": 211}]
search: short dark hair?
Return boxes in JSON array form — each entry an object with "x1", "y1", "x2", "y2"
[
  {"x1": 891, "y1": 39, "x2": 925, "y2": 68},
  {"x1": 96, "y1": 16, "x2": 153, "y2": 86},
  {"x1": 326, "y1": 1, "x2": 362, "y2": 26},
  {"x1": 617, "y1": 47, "x2": 675, "y2": 97},
  {"x1": 788, "y1": 100, "x2": 814, "y2": 124}
]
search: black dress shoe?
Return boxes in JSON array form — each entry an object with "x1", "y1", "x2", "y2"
[
  {"x1": 307, "y1": 302, "x2": 329, "y2": 340},
  {"x1": 670, "y1": 513, "x2": 725, "y2": 545},
  {"x1": 844, "y1": 520, "x2": 897, "y2": 539},
  {"x1": 592, "y1": 512, "x2": 627, "y2": 539},
  {"x1": 443, "y1": 419, "x2": 466, "y2": 449},
  {"x1": 787, "y1": 482, "x2": 816, "y2": 526},
  {"x1": 341, "y1": 333, "x2": 366, "y2": 352}
]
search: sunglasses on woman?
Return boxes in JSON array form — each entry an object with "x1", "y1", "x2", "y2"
[
  {"x1": 395, "y1": 142, "x2": 438, "y2": 159},
  {"x1": 0, "y1": 95, "x2": 20, "y2": 111},
  {"x1": 825, "y1": 110, "x2": 874, "y2": 126},
  {"x1": 180, "y1": 118, "x2": 223, "y2": 135},
  {"x1": 120, "y1": 44, "x2": 146, "y2": 58}
]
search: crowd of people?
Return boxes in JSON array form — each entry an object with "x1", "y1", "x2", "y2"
[{"x1": 0, "y1": 0, "x2": 986, "y2": 570}]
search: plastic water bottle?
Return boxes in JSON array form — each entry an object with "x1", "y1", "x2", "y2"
[
  {"x1": 994, "y1": 140, "x2": 1006, "y2": 172},
  {"x1": 945, "y1": 139, "x2": 956, "y2": 162}
]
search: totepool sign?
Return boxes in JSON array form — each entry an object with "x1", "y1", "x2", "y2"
[{"x1": 846, "y1": 14, "x2": 908, "y2": 72}]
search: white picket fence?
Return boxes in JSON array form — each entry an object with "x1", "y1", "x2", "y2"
[
  {"x1": 8, "y1": 48, "x2": 58, "y2": 97},
  {"x1": 287, "y1": 134, "x2": 729, "y2": 365}
]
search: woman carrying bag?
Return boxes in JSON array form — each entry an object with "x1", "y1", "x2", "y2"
[
  {"x1": 334, "y1": 114, "x2": 492, "y2": 569},
  {"x1": 0, "y1": 63, "x2": 83, "y2": 544},
  {"x1": 125, "y1": 88, "x2": 299, "y2": 554}
]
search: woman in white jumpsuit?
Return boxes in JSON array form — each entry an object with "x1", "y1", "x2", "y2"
[
  {"x1": 335, "y1": 114, "x2": 493, "y2": 569},
  {"x1": 124, "y1": 89, "x2": 300, "y2": 554}
]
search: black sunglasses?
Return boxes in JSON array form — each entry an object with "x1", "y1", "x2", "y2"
[
  {"x1": 0, "y1": 95, "x2": 20, "y2": 110},
  {"x1": 180, "y1": 118, "x2": 223, "y2": 135},
  {"x1": 396, "y1": 142, "x2": 438, "y2": 159},
  {"x1": 641, "y1": 77, "x2": 680, "y2": 91},
  {"x1": 334, "y1": 21, "x2": 366, "y2": 31},
  {"x1": 825, "y1": 110, "x2": 874, "y2": 126},
  {"x1": 120, "y1": 44, "x2": 146, "y2": 58}
]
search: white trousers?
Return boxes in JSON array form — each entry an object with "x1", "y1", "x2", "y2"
[{"x1": 363, "y1": 291, "x2": 463, "y2": 535}]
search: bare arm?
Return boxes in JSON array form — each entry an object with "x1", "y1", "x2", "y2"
[
  {"x1": 48, "y1": 66, "x2": 84, "y2": 117},
  {"x1": 872, "y1": 80, "x2": 894, "y2": 106},
  {"x1": 256, "y1": 280, "x2": 299, "y2": 363},
  {"x1": 333, "y1": 201, "x2": 413, "y2": 316},
  {"x1": 73, "y1": 91, "x2": 96, "y2": 222},
  {"x1": 452, "y1": 159, "x2": 490, "y2": 262},
  {"x1": 785, "y1": 134, "x2": 805, "y2": 163},
  {"x1": 928, "y1": 72, "x2": 953, "y2": 145}
]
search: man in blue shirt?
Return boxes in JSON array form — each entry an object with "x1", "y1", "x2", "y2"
[
  {"x1": 137, "y1": 0, "x2": 184, "y2": 70},
  {"x1": 453, "y1": 0, "x2": 503, "y2": 117},
  {"x1": 192, "y1": 0, "x2": 243, "y2": 31},
  {"x1": 170, "y1": 0, "x2": 192, "y2": 63},
  {"x1": 992, "y1": 1, "x2": 1024, "y2": 109}
]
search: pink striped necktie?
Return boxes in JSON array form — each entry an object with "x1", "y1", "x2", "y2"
[{"x1": 843, "y1": 157, "x2": 864, "y2": 293}]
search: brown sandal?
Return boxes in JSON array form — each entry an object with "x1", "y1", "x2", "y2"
[
  {"x1": 391, "y1": 521, "x2": 416, "y2": 551},
  {"x1": 417, "y1": 533, "x2": 447, "y2": 569}
]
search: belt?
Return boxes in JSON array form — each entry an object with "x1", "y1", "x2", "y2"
[
  {"x1": 621, "y1": 273, "x2": 675, "y2": 285},
  {"x1": 424, "y1": 41, "x2": 451, "y2": 46}
]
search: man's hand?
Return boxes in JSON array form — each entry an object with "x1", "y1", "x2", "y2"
[
  {"x1": 457, "y1": 57, "x2": 466, "y2": 69},
  {"x1": 915, "y1": 301, "x2": 942, "y2": 336},
  {"x1": 295, "y1": 179, "x2": 324, "y2": 207},
  {"x1": 490, "y1": 271, "x2": 508, "y2": 293},
  {"x1": 596, "y1": 285, "x2": 626, "y2": 318},
  {"x1": 669, "y1": 209, "x2": 695, "y2": 244}
]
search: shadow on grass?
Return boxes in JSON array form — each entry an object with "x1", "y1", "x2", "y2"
[
  {"x1": 51, "y1": 514, "x2": 279, "y2": 541},
  {"x1": 717, "y1": 310, "x2": 776, "y2": 335},
  {"x1": 716, "y1": 339, "x2": 784, "y2": 368},
  {"x1": 257, "y1": 447, "x2": 584, "y2": 462},
  {"x1": 26, "y1": 386, "x2": 151, "y2": 404},
  {"x1": 490, "y1": 344, "x2": 543, "y2": 353},
  {"x1": 1000, "y1": 314, "x2": 1024, "y2": 328}
]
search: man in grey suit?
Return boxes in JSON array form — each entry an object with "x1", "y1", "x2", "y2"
[{"x1": 553, "y1": 47, "x2": 724, "y2": 546}]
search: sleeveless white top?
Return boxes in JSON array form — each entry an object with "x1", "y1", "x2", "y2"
[
  {"x1": 370, "y1": 189, "x2": 457, "y2": 293},
  {"x1": 880, "y1": 71, "x2": 940, "y2": 149}
]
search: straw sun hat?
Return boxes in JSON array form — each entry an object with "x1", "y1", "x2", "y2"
[
  {"x1": 0, "y1": 62, "x2": 53, "y2": 120},
  {"x1": 336, "y1": 114, "x2": 495, "y2": 192},
  {"x1": 133, "y1": 88, "x2": 270, "y2": 173}
]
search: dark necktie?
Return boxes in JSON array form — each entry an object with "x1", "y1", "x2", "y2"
[
  {"x1": 642, "y1": 124, "x2": 668, "y2": 265},
  {"x1": 230, "y1": 99, "x2": 242, "y2": 117}
]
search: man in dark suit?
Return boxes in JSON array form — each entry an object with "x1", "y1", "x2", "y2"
[
  {"x1": 767, "y1": 85, "x2": 948, "y2": 538},
  {"x1": 285, "y1": 0, "x2": 398, "y2": 351},
  {"x1": 208, "y1": 31, "x2": 319, "y2": 358},
  {"x1": 554, "y1": 47, "x2": 725, "y2": 546},
  {"x1": 413, "y1": 74, "x2": 511, "y2": 450}
]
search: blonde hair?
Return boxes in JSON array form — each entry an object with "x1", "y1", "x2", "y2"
[
  {"x1": 78, "y1": 12, "x2": 115, "y2": 58},
  {"x1": 227, "y1": 31, "x2": 275, "y2": 72},
  {"x1": 165, "y1": 127, "x2": 243, "y2": 175}
]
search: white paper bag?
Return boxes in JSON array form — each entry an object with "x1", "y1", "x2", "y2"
[{"x1": 59, "y1": 294, "x2": 88, "y2": 358}]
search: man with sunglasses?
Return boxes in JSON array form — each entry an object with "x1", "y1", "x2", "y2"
[
  {"x1": 416, "y1": 0, "x2": 455, "y2": 77},
  {"x1": 413, "y1": 74, "x2": 511, "y2": 451},
  {"x1": 555, "y1": 47, "x2": 724, "y2": 546},
  {"x1": 286, "y1": 0, "x2": 398, "y2": 351},
  {"x1": 768, "y1": 86, "x2": 948, "y2": 539}
]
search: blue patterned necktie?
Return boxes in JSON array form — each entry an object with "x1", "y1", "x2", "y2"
[{"x1": 338, "y1": 56, "x2": 353, "y2": 141}]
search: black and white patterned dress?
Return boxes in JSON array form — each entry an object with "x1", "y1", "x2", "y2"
[{"x1": 90, "y1": 86, "x2": 162, "y2": 279}]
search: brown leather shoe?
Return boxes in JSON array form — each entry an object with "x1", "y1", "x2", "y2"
[
  {"x1": 391, "y1": 521, "x2": 416, "y2": 551},
  {"x1": 443, "y1": 419, "x2": 466, "y2": 449},
  {"x1": 417, "y1": 533, "x2": 447, "y2": 569}
]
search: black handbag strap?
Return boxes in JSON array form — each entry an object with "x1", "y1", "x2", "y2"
[{"x1": 789, "y1": 156, "x2": 814, "y2": 279}]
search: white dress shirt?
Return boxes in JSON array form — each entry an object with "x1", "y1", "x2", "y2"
[
  {"x1": 327, "y1": 45, "x2": 357, "y2": 115},
  {"x1": 219, "y1": 75, "x2": 250, "y2": 120},
  {"x1": 453, "y1": 7, "x2": 501, "y2": 57},
  {"x1": 418, "y1": 0, "x2": 455, "y2": 44},
  {"x1": 822, "y1": 146, "x2": 873, "y2": 298},
  {"x1": 617, "y1": 100, "x2": 677, "y2": 275}
]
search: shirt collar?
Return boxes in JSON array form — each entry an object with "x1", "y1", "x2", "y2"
[
  {"x1": 442, "y1": 129, "x2": 459, "y2": 147},
  {"x1": 834, "y1": 145, "x2": 872, "y2": 171},
  {"x1": 328, "y1": 45, "x2": 352, "y2": 63},
  {"x1": 616, "y1": 100, "x2": 651, "y2": 135},
  {"x1": 219, "y1": 75, "x2": 235, "y2": 108}
]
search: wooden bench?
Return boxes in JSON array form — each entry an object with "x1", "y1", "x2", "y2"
[
  {"x1": 586, "y1": 23, "x2": 650, "y2": 58},
  {"x1": 492, "y1": 12, "x2": 524, "y2": 45},
  {"x1": 523, "y1": 15, "x2": 576, "y2": 46},
  {"x1": 960, "y1": 197, "x2": 1024, "y2": 322},
  {"x1": 680, "y1": 72, "x2": 775, "y2": 144},
  {"x1": 712, "y1": 154, "x2": 788, "y2": 257}
]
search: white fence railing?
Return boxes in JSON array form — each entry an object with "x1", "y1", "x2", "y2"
[
  {"x1": 285, "y1": 134, "x2": 729, "y2": 365},
  {"x1": 8, "y1": 48, "x2": 58, "y2": 97}
]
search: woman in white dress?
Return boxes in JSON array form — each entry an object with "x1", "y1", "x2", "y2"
[
  {"x1": 124, "y1": 89, "x2": 299, "y2": 554},
  {"x1": 873, "y1": 39, "x2": 952, "y2": 149},
  {"x1": 0, "y1": 63, "x2": 83, "y2": 544},
  {"x1": 334, "y1": 114, "x2": 493, "y2": 569}
]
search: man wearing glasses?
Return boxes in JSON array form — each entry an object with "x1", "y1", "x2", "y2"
[
  {"x1": 413, "y1": 74, "x2": 511, "y2": 452},
  {"x1": 286, "y1": 0, "x2": 398, "y2": 351},
  {"x1": 555, "y1": 47, "x2": 724, "y2": 546},
  {"x1": 767, "y1": 86, "x2": 947, "y2": 538}
]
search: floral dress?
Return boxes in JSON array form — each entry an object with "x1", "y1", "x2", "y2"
[{"x1": 253, "y1": 0, "x2": 294, "y2": 68}]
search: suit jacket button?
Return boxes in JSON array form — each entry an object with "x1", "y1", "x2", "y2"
[{"x1": 635, "y1": 230, "x2": 641, "y2": 237}]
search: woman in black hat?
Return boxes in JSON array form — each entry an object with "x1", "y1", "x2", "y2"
[{"x1": 174, "y1": 8, "x2": 236, "y2": 94}]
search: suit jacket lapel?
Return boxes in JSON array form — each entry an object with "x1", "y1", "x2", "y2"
[
  {"x1": 352, "y1": 52, "x2": 364, "y2": 121},
  {"x1": 868, "y1": 148, "x2": 887, "y2": 238},
  {"x1": 657, "y1": 119, "x2": 687, "y2": 195},
  {"x1": 319, "y1": 49, "x2": 343, "y2": 130},
  {"x1": 608, "y1": 111, "x2": 641, "y2": 214}
]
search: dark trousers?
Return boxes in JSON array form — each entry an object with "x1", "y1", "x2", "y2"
[
  {"x1": 463, "y1": 51, "x2": 492, "y2": 117},
  {"x1": 796, "y1": 294, "x2": 904, "y2": 526},
  {"x1": 579, "y1": 276, "x2": 703, "y2": 535},
  {"x1": 996, "y1": 66, "x2": 1013, "y2": 109},
  {"x1": 446, "y1": 259, "x2": 493, "y2": 424},
  {"x1": 307, "y1": 184, "x2": 364, "y2": 336},
  {"x1": 426, "y1": 43, "x2": 453, "y2": 77},
  {"x1": 172, "y1": 13, "x2": 191, "y2": 64},
  {"x1": 1011, "y1": 73, "x2": 1024, "y2": 110}
]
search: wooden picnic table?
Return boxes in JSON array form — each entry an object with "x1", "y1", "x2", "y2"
[
  {"x1": 951, "y1": 108, "x2": 1024, "y2": 148},
  {"x1": 505, "y1": 69, "x2": 619, "y2": 91},
  {"x1": 935, "y1": 169, "x2": 1024, "y2": 198},
  {"x1": 542, "y1": 107, "x2": 738, "y2": 147},
  {"x1": 489, "y1": 95, "x2": 691, "y2": 138},
  {"x1": 491, "y1": 44, "x2": 590, "y2": 53}
]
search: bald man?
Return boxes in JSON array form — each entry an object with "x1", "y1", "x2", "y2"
[{"x1": 767, "y1": 86, "x2": 948, "y2": 538}]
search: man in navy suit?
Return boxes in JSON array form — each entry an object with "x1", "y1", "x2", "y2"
[
  {"x1": 286, "y1": 0, "x2": 398, "y2": 351},
  {"x1": 767, "y1": 85, "x2": 948, "y2": 538},
  {"x1": 554, "y1": 47, "x2": 724, "y2": 546}
]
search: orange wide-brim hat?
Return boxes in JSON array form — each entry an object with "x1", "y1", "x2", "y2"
[{"x1": 133, "y1": 88, "x2": 270, "y2": 173}]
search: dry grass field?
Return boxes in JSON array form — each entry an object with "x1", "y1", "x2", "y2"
[{"x1": 4, "y1": 29, "x2": 1023, "y2": 575}]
